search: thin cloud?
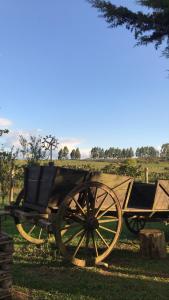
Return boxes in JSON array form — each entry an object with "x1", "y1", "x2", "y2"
[
  {"x1": 2, "y1": 129, "x2": 43, "y2": 149},
  {"x1": 59, "y1": 138, "x2": 83, "y2": 150},
  {"x1": 0, "y1": 118, "x2": 12, "y2": 127}
]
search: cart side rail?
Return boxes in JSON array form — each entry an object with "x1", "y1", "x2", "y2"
[
  {"x1": 89, "y1": 172, "x2": 134, "y2": 209},
  {"x1": 153, "y1": 180, "x2": 169, "y2": 210}
]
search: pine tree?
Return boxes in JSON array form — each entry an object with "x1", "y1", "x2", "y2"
[
  {"x1": 70, "y1": 149, "x2": 76, "y2": 160},
  {"x1": 88, "y1": 0, "x2": 169, "y2": 57},
  {"x1": 62, "y1": 146, "x2": 69, "y2": 159},
  {"x1": 58, "y1": 149, "x2": 63, "y2": 160},
  {"x1": 75, "y1": 148, "x2": 81, "y2": 160}
]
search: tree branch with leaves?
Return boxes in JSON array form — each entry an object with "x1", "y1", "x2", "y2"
[{"x1": 88, "y1": 0, "x2": 169, "y2": 57}]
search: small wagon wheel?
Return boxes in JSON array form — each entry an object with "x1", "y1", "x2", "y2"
[
  {"x1": 54, "y1": 181, "x2": 122, "y2": 267},
  {"x1": 125, "y1": 215, "x2": 146, "y2": 235},
  {"x1": 14, "y1": 190, "x2": 50, "y2": 245}
]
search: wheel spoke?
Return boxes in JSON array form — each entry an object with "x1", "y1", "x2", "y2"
[
  {"x1": 98, "y1": 217, "x2": 118, "y2": 224},
  {"x1": 73, "y1": 231, "x2": 86, "y2": 257},
  {"x1": 95, "y1": 229, "x2": 109, "y2": 248},
  {"x1": 97, "y1": 202, "x2": 116, "y2": 220},
  {"x1": 87, "y1": 187, "x2": 97, "y2": 211},
  {"x1": 96, "y1": 191, "x2": 107, "y2": 201},
  {"x1": 93, "y1": 187, "x2": 97, "y2": 203},
  {"x1": 91, "y1": 231, "x2": 98, "y2": 257},
  {"x1": 85, "y1": 231, "x2": 90, "y2": 251},
  {"x1": 72, "y1": 197, "x2": 85, "y2": 216},
  {"x1": 99, "y1": 225, "x2": 116, "y2": 234},
  {"x1": 60, "y1": 222, "x2": 82, "y2": 231},
  {"x1": 64, "y1": 228, "x2": 85, "y2": 245},
  {"x1": 95, "y1": 192, "x2": 108, "y2": 217},
  {"x1": 39, "y1": 228, "x2": 43, "y2": 239},
  {"x1": 28, "y1": 225, "x2": 36, "y2": 235},
  {"x1": 85, "y1": 192, "x2": 90, "y2": 217}
]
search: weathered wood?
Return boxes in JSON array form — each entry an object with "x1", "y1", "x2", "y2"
[
  {"x1": 14, "y1": 209, "x2": 48, "y2": 219},
  {"x1": 139, "y1": 229, "x2": 166, "y2": 258},
  {"x1": 0, "y1": 235, "x2": 13, "y2": 254},
  {"x1": 153, "y1": 180, "x2": 169, "y2": 210},
  {"x1": 0, "y1": 288, "x2": 12, "y2": 300},
  {"x1": 144, "y1": 167, "x2": 149, "y2": 183},
  {"x1": 90, "y1": 173, "x2": 133, "y2": 209}
]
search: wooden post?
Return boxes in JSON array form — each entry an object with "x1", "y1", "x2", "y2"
[
  {"x1": 144, "y1": 167, "x2": 149, "y2": 183},
  {"x1": 9, "y1": 169, "x2": 15, "y2": 204},
  {"x1": 139, "y1": 229, "x2": 166, "y2": 258}
]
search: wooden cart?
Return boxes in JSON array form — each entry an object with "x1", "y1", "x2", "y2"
[{"x1": 3, "y1": 165, "x2": 169, "y2": 267}]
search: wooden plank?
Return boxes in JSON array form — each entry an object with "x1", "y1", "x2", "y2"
[
  {"x1": 14, "y1": 209, "x2": 48, "y2": 219},
  {"x1": 38, "y1": 166, "x2": 57, "y2": 207},
  {"x1": 24, "y1": 166, "x2": 41, "y2": 205},
  {"x1": 0, "y1": 235, "x2": 13, "y2": 254},
  {"x1": 90, "y1": 173, "x2": 133, "y2": 208},
  {"x1": 153, "y1": 180, "x2": 169, "y2": 210},
  {"x1": 124, "y1": 208, "x2": 155, "y2": 212},
  {"x1": 127, "y1": 182, "x2": 156, "y2": 209},
  {"x1": 0, "y1": 288, "x2": 11, "y2": 300},
  {"x1": 50, "y1": 167, "x2": 89, "y2": 206},
  {"x1": 0, "y1": 211, "x2": 11, "y2": 217}
]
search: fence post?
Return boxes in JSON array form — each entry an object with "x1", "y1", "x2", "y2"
[
  {"x1": 145, "y1": 167, "x2": 149, "y2": 183},
  {"x1": 9, "y1": 169, "x2": 15, "y2": 204}
]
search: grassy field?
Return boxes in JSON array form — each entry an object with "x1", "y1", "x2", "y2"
[
  {"x1": 2, "y1": 217, "x2": 169, "y2": 300},
  {"x1": 0, "y1": 159, "x2": 169, "y2": 299},
  {"x1": 55, "y1": 159, "x2": 169, "y2": 179}
]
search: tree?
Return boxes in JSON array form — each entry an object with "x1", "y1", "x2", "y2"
[
  {"x1": 91, "y1": 147, "x2": 99, "y2": 159},
  {"x1": 88, "y1": 0, "x2": 169, "y2": 57},
  {"x1": 136, "y1": 146, "x2": 159, "y2": 158},
  {"x1": 0, "y1": 129, "x2": 9, "y2": 136},
  {"x1": 19, "y1": 135, "x2": 28, "y2": 159},
  {"x1": 58, "y1": 149, "x2": 63, "y2": 160},
  {"x1": 62, "y1": 146, "x2": 69, "y2": 159},
  {"x1": 19, "y1": 135, "x2": 46, "y2": 165},
  {"x1": 161, "y1": 143, "x2": 169, "y2": 159},
  {"x1": 75, "y1": 148, "x2": 81, "y2": 160},
  {"x1": 0, "y1": 148, "x2": 20, "y2": 205},
  {"x1": 91, "y1": 147, "x2": 105, "y2": 159},
  {"x1": 70, "y1": 149, "x2": 76, "y2": 160}
]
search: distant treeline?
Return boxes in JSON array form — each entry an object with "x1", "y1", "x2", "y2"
[
  {"x1": 90, "y1": 144, "x2": 169, "y2": 159},
  {"x1": 58, "y1": 144, "x2": 169, "y2": 160}
]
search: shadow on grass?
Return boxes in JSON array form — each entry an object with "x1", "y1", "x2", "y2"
[{"x1": 13, "y1": 256, "x2": 169, "y2": 300}]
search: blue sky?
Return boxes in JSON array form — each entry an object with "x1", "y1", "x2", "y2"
[{"x1": 0, "y1": 0, "x2": 169, "y2": 157}]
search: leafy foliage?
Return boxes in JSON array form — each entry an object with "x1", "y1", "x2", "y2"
[
  {"x1": 71, "y1": 148, "x2": 81, "y2": 160},
  {"x1": 136, "y1": 146, "x2": 159, "y2": 158},
  {"x1": 91, "y1": 146, "x2": 134, "y2": 159},
  {"x1": 160, "y1": 143, "x2": 169, "y2": 159},
  {"x1": 0, "y1": 129, "x2": 9, "y2": 136},
  {"x1": 19, "y1": 135, "x2": 46, "y2": 166},
  {"x1": 0, "y1": 148, "x2": 22, "y2": 205},
  {"x1": 88, "y1": 0, "x2": 169, "y2": 57},
  {"x1": 58, "y1": 146, "x2": 69, "y2": 160}
]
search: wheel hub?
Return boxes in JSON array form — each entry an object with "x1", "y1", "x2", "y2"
[{"x1": 85, "y1": 216, "x2": 99, "y2": 230}]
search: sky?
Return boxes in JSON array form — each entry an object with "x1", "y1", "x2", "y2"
[{"x1": 0, "y1": 0, "x2": 169, "y2": 157}]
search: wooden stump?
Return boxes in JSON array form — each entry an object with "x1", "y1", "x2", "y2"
[{"x1": 139, "y1": 229, "x2": 166, "y2": 259}]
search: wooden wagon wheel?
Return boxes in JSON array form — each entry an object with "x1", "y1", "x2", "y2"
[
  {"x1": 14, "y1": 190, "x2": 50, "y2": 245},
  {"x1": 125, "y1": 215, "x2": 146, "y2": 235},
  {"x1": 54, "y1": 181, "x2": 122, "y2": 267}
]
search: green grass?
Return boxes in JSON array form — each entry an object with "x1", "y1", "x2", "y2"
[
  {"x1": 2, "y1": 217, "x2": 169, "y2": 300},
  {"x1": 55, "y1": 159, "x2": 169, "y2": 180}
]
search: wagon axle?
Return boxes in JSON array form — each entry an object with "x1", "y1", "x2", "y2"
[{"x1": 84, "y1": 216, "x2": 99, "y2": 231}]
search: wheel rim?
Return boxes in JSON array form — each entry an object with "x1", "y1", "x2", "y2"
[
  {"x1": 125, "y1": 216, "x2": 146, "y2": 234},
  {"x1": 54, "y1": 181, "x2": 122, "y2": 267},
  {"x1": 14, "y1": 190, "x2": 51, "y2": 244}
]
